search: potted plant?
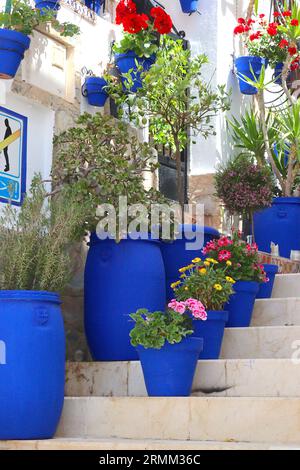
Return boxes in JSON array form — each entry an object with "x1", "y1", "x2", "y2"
[
  {"x1": 256, "y1": 263, "x2": 279, "y2": 299},
  {"x1": 34, "y1": 0, "x2": 60, "y2": 16},
  {"x1": 0, "y1": 0, "x2": 80, "y2": 79},
  {"x1": 202, "y1": 232, "x2": 267, "y2": 327},
  {"x1": 179, "y1": 0, "x2": 199, "y2": 14},
  {"x1": 0, "y1": 175, "x2": 85, "y2": 439},
  {"x1": 113, "y1": 0, "x2": 172, "y2": 92},
  {"x1": 174, "y1": 259, "x2": 234, "y2": 359},
  {"x1": 53, "y1": 113, "x2": 170, "y2": 362},
  {"x1": 129, "y1": 302, "x2": 205, "y2": 396}
]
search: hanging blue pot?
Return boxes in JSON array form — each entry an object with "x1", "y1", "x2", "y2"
[
  {"x1": 256, "y1": 264, "x2": 278, "y2": 299},
  {"x1": 84, "y1": 233, "x2": 166, "y2": 361},
  {"x1": 254, "y1": 197, "x2": 300, "y2": 259},
  {"x1": 136, "y1": 337, "x2": 203, "y2": 396},
  {"x1": 192, "y1": 310, "x2": 228, "y2": 359},
  {"x1": 34, "y1": 0, "x2": 60, "y2": 15},
  {"x1": 0, "y1": 29, "x2": 31, "y2": 79},
  {"x1": 160, "y1": 224, "x2": 220, "y2": 302},
  {"x1": 226, "y1": 281, "x2": 259, "y2": 327},
  {"x1": 84, "y1": 0, "x2": 103, "y2": 15},
  {"x1": 83, "y1": 77, "x2": 108, "y2": 107},
  {"x1": 115, "y1": 50, "x2": 156, "y2": 92},
  {"x1": 235, "y1": 56, "x2": 268, "y2": 95},
  {"x1": 179, "y1": 0, "x2": 199, "y2": 13},
  {"x1": 0, "y1": 291, "x2": 65, "y2": 439},
  {"x1": 274, "y1": 62, "x2": 284, "y2": 85}
]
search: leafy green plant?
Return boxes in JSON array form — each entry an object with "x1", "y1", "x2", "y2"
[
  {"x1": 129, "y1": 308, "x2": 193, "y2": 349},
  {"x1": 0, "y1": 175, "x2": 85, "y2": 292},
  {"x1": 0, "y1": 0, "x2": 80, "y2": 37}
]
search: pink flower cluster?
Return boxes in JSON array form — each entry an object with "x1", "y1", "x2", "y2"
[
  {"x1": 202, "y1": 236, "x2": 232, "y2": 255},
  {"x1": 168, "y1": 298, "x2": 207, "y2": 321}
]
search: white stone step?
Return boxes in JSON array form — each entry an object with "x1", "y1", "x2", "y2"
[
  {"x1": 0, "y1": 438, "x2": 289, "y2": 450},
  {"x1": 252, "y1": 298, "x2": 300, "y2": 326},
  {"x1": 221, "y1": 326, "x2": 300, "y2": 359},
  {"x1": 66, "y1": 359, "x2": 300, "y2": 398},
  {"x1": 272, "y1": 274, "x2": 300, "y2": 298},
  {"x1": 56, "y1": 396, "x2": 300, "y2": 443}
]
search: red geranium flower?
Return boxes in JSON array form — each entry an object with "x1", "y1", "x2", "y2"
[
  {"x1": 234, "y1": 24, "x2": 245, "y2": 34},
  {"x1": 247, "y1": 18, "x2": 255, "y2": 26},
  {"x1": 116, "y1": 0, "x2": 137, "y2": 26},
  {"x1": 288, "y1": 46, "x2": 298, "y2": 56},
  {"x1": 267, "y1": 23, "x2": 278, "y2": 36},
  {"x1": 291, "y1": 19, "x2": 299, "y2": 26},
  {"x1": 279, "y1": 39, "x2": 289, "y2": 48},
  {"x1": 283, "y1": 10, "x2": 292, "y2": 17},
  {"x1": 274, "y1": 11, "x2": 280, "y2": 18},
  {"x1": 150, "y1": 7, "x2": 172, "y2": 34},
  {"x1": 259, "y1": 13, "x2": 265, "y2": 18},
  {"x1": 291, "y1": 61, "x2": 300, "y2": 71},
  {"x1": 122, "y1": 13, "x2": 149, "y2": 34},
  {"x1": 250, "y1": 32, "x2": 262, "y2": 41},
  {"x1": 237, "y1": 17, "x2": 246, "y2": 24}
]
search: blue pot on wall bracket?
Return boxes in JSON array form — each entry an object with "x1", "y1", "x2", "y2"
[
  {"x1": 34, "y1": 0, "x2": 61, "y2": 16},
  {"x1": 115, "y1": 50, "x2": 156, "y2": 93},
  {"x1": 83, "y1": 77, "x2": 108, "y2": 107},
  {"x1": 179, "y1": 0, "x2": 199, "y2": 13},
  {"x1": 235, "y1": 56, "x2": 268, "y2": 95},
  {"x1": 0, "y1": 29, "x2": 31, "y2": 79},
  {"x1": 84, "y1": 0, "x2": 104, "y2": 15}
]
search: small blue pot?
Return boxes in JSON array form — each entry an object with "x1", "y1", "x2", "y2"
[
  {"x1": 0, "y1": 29, "x2": 31, "y2": 79},
  {"x1": 226, "y1": 281, "x2": 259, "y2": 327},
  {"x1": 192, "y1": 310, "x2": 228, "y2": 360},
  {"x1": 35, "y1": 0, "x2": 60, "y2": 15},
  {"x1": 179, "y1": 0, "x2": 199, "y2": 13},
  {"x1": 115, "y1": 50, "x2": 156, "y2": 92},
  {"x1": 235, "y1": 56, "x2": 267, "y2": 95},
  {"x1": 84, "y1": 0, "x2": 103, "y2": 15},
  {"x1": 136, "y1": 337, "x2": 203, "y2": 396},
  {"x1": 84, "y1": 77, "x2": 108, "y2": 107},
  {"x1": 274, "y1": 62, "x2": 284, "y2": 85},
  {"x1": 256, "y1": 264, "x2": 278, "y2": 299}
]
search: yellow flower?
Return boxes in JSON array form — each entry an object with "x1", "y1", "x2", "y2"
[
  {"x1": 192, "y1": 257, "x2": 201, "y2": 263},
  {"x1": 214, "y1": 283, "x2": 223, "y2": 291},
  {"x1": 186, "y1": 264, "x2": 194, "y2": 270},
  {"x1": 226, "y1": 260, "x2": 232, "y2": 266},
  {"x1": 203, "y1": 260, "x2": 210, "y2": 267},
  {"x1": 226, "y1": 276, "x2": 235, "y2": 284},
  {"x1": 178, "y1": 267, "x2": 187, "y2": 273},
  {"x1": 199, "y1": 268, "x2": 207, "y2": 275},
  {"x1": 180, "y1": 274, "x2": 187, "y2": 279},
  {"x1": 184, "y1": 287, "x2": 189, "y2": 291},
  {"x1": 207, "y1": 258, "x2": 218, "y2": 264},
  {"x1": 171, "y1": 281, "x2": 181, "y2": 289}
]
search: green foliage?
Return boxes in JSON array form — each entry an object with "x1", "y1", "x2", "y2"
[
  {"x1": 0, "y1": 0, "x2": 80, "y2": 37},
  {"x1": 0, "y1": 175, "x2": 85, "y2": 292},
  {"x1": 278, "y1": 2, "x2": 300, "y2": 41},
  {"x1": 113, "y1": 29, "x2": 158, "y2": 58},
  {"x1": 129, "y1": 308, "x2": 193, "y2": 349},
  {"x1": 174, "y1": 260, "x2": 234, "y2": 311},
  {"x1": 246, "y1": 33, "x2": 288, "y2": 69}
]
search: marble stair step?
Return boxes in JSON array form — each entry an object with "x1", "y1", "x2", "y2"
[
  {"x1": 272, "y1": 274, "x2": 300, "y2": 298},
  {"x1": 65, "y1": 359, "x2": 300, "y2": 398},
  {"x1": 252, "y1": 298, "x2": 300, "y2": 326},
  {"x1": 56, "y1": 396, "x2": 300, "y2": 444},
  {"x1": 0, "y1": 438, "x2": 297, "y2": 451}
]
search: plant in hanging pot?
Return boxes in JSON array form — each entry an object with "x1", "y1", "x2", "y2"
[
  {"x1": 202, "y1": 231, "x2": 267, "y2": 328},
  {"x1": 112, "y1": 0, "x2": 172, "y2": 92},
  {"x1": 34, "y1": 0, "x2": 60, "y2": 16},
  {"x1": 0, "y1": 175, "x2": 85, "y2": 439},
  {"x1": 129, "y1": 301, "x2": 206, "y2": 396},
  {"x1": 53, "y1": 113, "x2": 171, "y2": 362},
  {"x1": 174, "y1": 259, "x2": 234, "y2": 359},
  {"x1": 0, "y1": 0, "x2": 80, "y2": 79}
]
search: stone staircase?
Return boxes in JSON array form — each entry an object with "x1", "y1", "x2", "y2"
[{"x1": 1, "y1": 273, "x2": 300, "y2": 450}]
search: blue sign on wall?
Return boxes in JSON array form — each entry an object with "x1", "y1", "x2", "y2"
[{"x1": 0, "y1": 106, "x2": 27, "y2": 206}]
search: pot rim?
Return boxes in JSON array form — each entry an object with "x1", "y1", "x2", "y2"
[{"x1": 0, "y1": 290, "x2": 61, "y2": 303}]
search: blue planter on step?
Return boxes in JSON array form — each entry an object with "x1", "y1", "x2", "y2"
[
  {"x1": 84, "y1": 77, "x2": 108, "y2": 107},
  {"x1": 136, "y1": 337, "x2": 203, "y2": 396},
  {"x1": 35, "y1": 0, "x2": 60, "y2": 15},
  {"x1": 160, "y1": 224, "x2": 220, "y2": 302},
  {"x1": 235, "y1": 56, "x2": 267, "y2": 95},
  {"x1": 0, "y1": 29, "x2": 31, "y2": 79},
  {"x1": 0, "y1": 291, "x2": 65, "y2": 439},
  {"x1": 192, "y1": 310, "x2": 228, "y2": 359},
  {"x1": 115, "y1": 51, "x2": 156, "y2": 92},
  {"x1": 254, "y1": 197, "x2": 300, "y2": 259},
  {"x1": 226, "y1": 281, "x2": 259, "y2": 327},
  {"x1": 256, "y1": 264, "x2": 278, "y2": 299},
  {"x1": 84, "y1": 233, "x2": 166, "y2": 361},
  {"x1": 179, "y1": 0, "x2": 199, "y2": 13}
]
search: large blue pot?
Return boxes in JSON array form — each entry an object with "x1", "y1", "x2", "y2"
[
  {"x1": 0, "y1": 29, "x2": 31, "y2": 79},
  {"x1": 160, "y1": 224, "x2": 220, "y2": 302},
  {"x1": 0, "y1": 291, "x2": 65, "y2": 439},
  {"x1": 85, "y1": 0, "x2": 103, "y2": 15},
  {"x1": 136, "y1": 336, "x2": 203, "y2": 396},
  {"x1": 84, "y1": 233, "x2": 166, "y2": 361},
  {"x1": 115, "y1": 51, "x2": 156, "y2": 92},
  {"x1": 179, "y1": 0, "x2": 199, "y2": 13},
  {"x1": 256, "y1": 264, "x2": 278, "y2": 299},
  {"x1": 192, "y1": 310, "x2": 228, "y2": 359},
  {"x1": 84, "y1": 77, "x2": 108, "y2": 107},
  {"x1": 254, "y1": 197, "x2": 300, "y2": 259},
  {"x1": 35, "y1": 0, "x2": 60, "y2": 15},
  {"x1": 274, "y1": 62, "x2": 284, "y2": 85},
  {"x1": 235, "y1": 56, "x2": 267, "y2": 95},
  {"x1": 226, "y1": 281, "x2": 259, "y2": 327}
]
